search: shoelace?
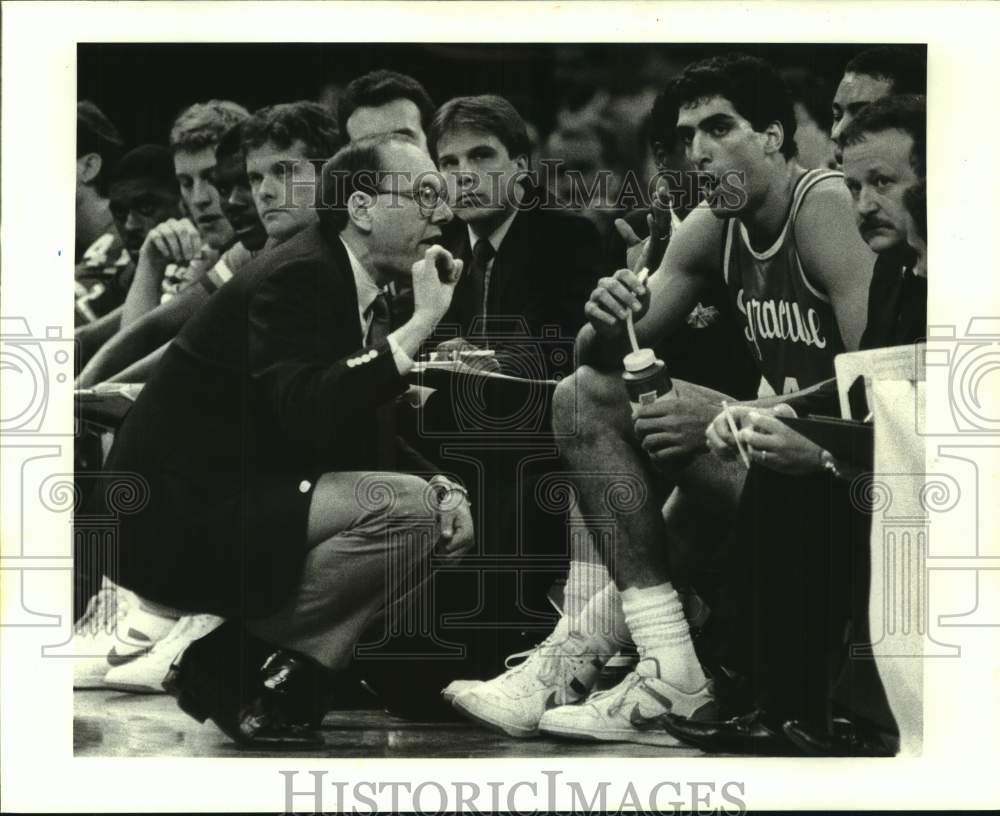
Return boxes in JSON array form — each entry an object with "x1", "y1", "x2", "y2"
[
  {"x1": 502, "y1": 595, "x2": 568, "y2": 670},
  {"x1": 74, "y1": 588, "x2": 126, "y2": 636},
  {"x1": 575, "y1": 670, "x2": 663, "y2": 720},
  {"x1": 536, "y1": 634, "x2": 592, "y2": 689}
]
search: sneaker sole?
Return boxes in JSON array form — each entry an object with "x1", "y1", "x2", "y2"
[
  {"x1": 451, "y1": 695, "x2": 540, "y2": 739},
  {"x1": 539, "y1": 720, "x2": 684, "y2": 747},
  {"x1": 101, "y1": 680, "x2": 166, "y2": 694}
]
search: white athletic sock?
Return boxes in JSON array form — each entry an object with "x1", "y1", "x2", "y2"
[
  {"x1": 567, "y1": 582, "x2": 629, "y2": 660},
  {"x1": 563, "y1": 559, "x2": 612, "y2": 619},
  {"x1": 621, "y1": 583, "x2": 707, "y2": 692}
]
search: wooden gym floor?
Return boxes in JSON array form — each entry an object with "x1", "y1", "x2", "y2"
[{"x1": 74, "y1": 690, "x2": 707, "y2": 758}]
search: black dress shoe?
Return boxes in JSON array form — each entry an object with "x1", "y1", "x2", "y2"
[
  {"x1": 660, "y1": 710, "x2": 798, "y2": 756},
  {"x1": 163, "y1": 621, "x2": 330, "y2": 750},
  {"x1": 783, "y1": 718, "x2": 897, "y2": 757}
]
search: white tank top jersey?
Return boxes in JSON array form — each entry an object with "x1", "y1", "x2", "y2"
[{"x1": 722, "y1": 168, "x2": 847, "y2": 395}]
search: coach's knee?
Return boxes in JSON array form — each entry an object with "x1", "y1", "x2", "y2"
[{"x1": 350, "y1": 471, "x2": 434, "y2": 521}]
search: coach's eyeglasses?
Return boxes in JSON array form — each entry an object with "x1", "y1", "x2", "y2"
[{"x1": 374, "y1": 182, "x2": 445, "y2": 213}]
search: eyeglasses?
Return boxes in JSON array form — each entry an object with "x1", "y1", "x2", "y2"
[{"x1": 375, "y1": 183, "x2": 445, "y2": 211}]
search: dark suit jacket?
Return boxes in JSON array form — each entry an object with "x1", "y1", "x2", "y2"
[
  {"x1": 435, "y1": 204, "x2": 603, "y2": 379},
  {"x1": 95, "y1": 224, "x2": 432, "y2": 617}
]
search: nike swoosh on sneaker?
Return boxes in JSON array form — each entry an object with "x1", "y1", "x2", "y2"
[
  {"x1": 638, "y1": 682, "x2": 678, "y2": 711},
  {"x1": 106, "y1": 646, "x2": 150, "y2": 667},
  {"x1": 629, "y1": 700, "x2": 671, "y2": 730}
]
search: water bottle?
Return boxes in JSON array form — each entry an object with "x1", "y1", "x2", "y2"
[{"x1": 622, "y1": 348, "x2": 673, "y2": 414}]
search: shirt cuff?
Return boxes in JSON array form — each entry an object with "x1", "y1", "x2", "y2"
[
  {"x1": 212, "y1": 257, "x2": 234, "y2": 284},
  {"x1": 387, "y1": 331, "x2": 415, "y2": 375}
]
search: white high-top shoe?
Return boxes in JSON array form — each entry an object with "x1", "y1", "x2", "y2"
[
  {"x1": 103, "y1": 613, "x2": 225, "y2": 693},
  {"x1": 73, "y1": 585, "x2": 177, "y2": 689},
  {"x1": 450, "y1": 620, "x2": 609, "y2": 738}
]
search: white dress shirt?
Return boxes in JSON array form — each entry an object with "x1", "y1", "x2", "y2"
[{"x1": 340, "y1": 237, "x2": 414, "y2": 375}]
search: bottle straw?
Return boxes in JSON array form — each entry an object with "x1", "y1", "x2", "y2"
[{"x1": 625, "y1": 267, "x2": 649, "y2": 354}]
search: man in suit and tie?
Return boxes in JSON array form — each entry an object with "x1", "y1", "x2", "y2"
[
  {"x1": 90, "y1": 134, "x2": 472, "y2": 745},
  {"x1": 428, "y1": 94, "x2": 604, "y2": 379}
]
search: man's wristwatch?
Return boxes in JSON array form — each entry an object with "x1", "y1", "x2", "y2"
[{"x1": 429, "y1": 475, "x2": 470, "y2": 507}]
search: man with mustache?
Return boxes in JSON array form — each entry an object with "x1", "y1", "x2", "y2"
[
  {"x1": 448, "y1": 53, "x2": 877, "y2": 745},
  {"x1": 668, "y1": 95, "x2": 926, "y2": 755}
]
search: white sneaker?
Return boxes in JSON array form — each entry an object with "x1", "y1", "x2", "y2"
[
  {"x1": 451, "y1": 627, "x2": 607, "y2": 738},
  {"x1": 103, "y1": 613, "x2": 225, "y2": 693},
  {"x1": 73, "y1": 587, "x2": 175, "y2": 689},
  {"x1": 538, "y1": 658, "x2": 716, "y2": 746},
  {"x1": 73, "y1": 586, "x2": 129, "y2": 688},
  {"x1": 442, "y1": 679, "x2": 480, "y2": 704},
  {"x1": 441, "y1": 641, "x2": 544, "y2": 704}
]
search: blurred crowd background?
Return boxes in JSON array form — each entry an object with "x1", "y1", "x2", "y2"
[{"x1": 81, "y1": 42, "x2": 862, "y2": 238}]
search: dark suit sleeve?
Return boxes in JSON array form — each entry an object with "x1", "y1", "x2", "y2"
[
  {"x1": 529, "y1": 214, "x2": 604, "y2": 340},
  {"x1": 247, "y1": 260, "x2": 409, "y2": 461}
]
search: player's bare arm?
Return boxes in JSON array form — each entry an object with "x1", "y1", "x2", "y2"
[
  {"x1": 577, "y1": 201, "x2": 725, "y2": 370},
  {"x1": 792, "y1": 178, "x2": 876, "y2": 353}
]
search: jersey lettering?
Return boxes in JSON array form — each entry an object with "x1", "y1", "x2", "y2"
[{"x1": 735, "y1": 289, "x2": 828, "y2": 349}]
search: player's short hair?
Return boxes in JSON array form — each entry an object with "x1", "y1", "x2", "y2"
[
  {"x1": 215, "y1": 121, "x2": 247, "y2": 161},
  {"x1": 844, "y1": 46, "x2": 926, "y2": 96},
  {"x1": 108, "y1": 144, "x2": 179, "y2": 192},
  {"x1": 667, "y1": 53, "x2": 799, "y2": 160},
  {"x1": 169, "y1": 100, "x2": 250, "y2": 153},
  {"x1": 840, "y1": 94, "x2": 926, "y2": 178},
  {"x1": 339, "y1": 70, "x2": 436, "y2": 136},
  {"x1": 904, "y1": 179, "x2": 926, "y2": 244},
  {"x1": 241, "y1": 101, "x2": 343, "y2": 165},
  {"x1": 316, "y1": 133, "x2": 417, "y2": 234},
  {"x1": 77, "y1": 101, "x2": 125, "y2": 195},
  {"x1": 428, "y1": 94, "x2": 532, "y2": 165},
  {"x1": 647, "y1": 88, "x2": 681, "y2": 155}
]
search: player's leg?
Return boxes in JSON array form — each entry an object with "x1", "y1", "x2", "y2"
[{"x1": 451, "y1": 366, "x2": 714, "y2": 739}]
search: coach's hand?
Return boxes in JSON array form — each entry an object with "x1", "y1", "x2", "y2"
[
  {"x1": 584, "y1": 267, "x2": 650, "y2": 340},
  {"x1": 633, "y1": 382, "x2": 717, "y2": 465},
  {"x1": 411, "y1": 245, "x2": 463, "y2": 330},
  {"x1": 430, "y1": 477, "x2": 473, "y2": 560},
  {"x1": 735, "y1": 403, "x2": 828, "y2": 475}
]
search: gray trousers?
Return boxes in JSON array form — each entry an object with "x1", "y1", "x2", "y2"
[{"x1": 247, "y1": 471, "x2": 437, "y2": 670}]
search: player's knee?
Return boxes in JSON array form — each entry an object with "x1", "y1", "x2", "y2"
[{"x1": 553, "y1": 365, "x2": 624, "y2": 437}]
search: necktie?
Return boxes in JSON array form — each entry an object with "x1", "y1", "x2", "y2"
[
  {"x1": 365, "y1": 290, "x2": 396, "y2": 469},
  {"x1": 366, "y1": 290, "x2": 392, "y2": 346},
  {"x1": 472, "y1": 238, "x2": 496, "y2": 326}
]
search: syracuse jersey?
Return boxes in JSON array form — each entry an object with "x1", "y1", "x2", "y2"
[{"x1": 723, "y1": 168, "x2": 846, "y2": 395}]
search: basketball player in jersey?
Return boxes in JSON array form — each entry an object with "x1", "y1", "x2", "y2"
[{"x1": 448, "y1": 53, "x2": 877, "y2": 746}]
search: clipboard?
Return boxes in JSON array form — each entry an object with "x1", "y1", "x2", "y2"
[{"x1": 779, "y1": 415, "x2": 874, "y2": 469}]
